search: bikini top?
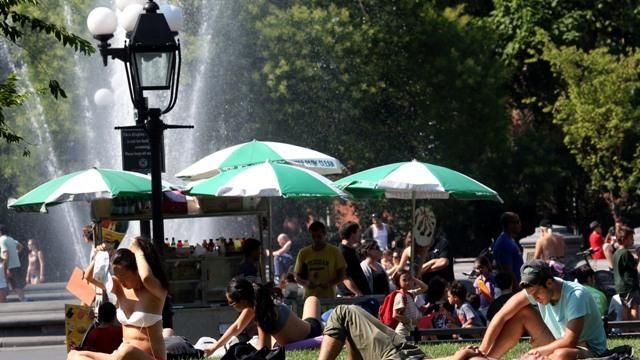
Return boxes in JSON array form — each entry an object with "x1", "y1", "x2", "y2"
[{"x1": 116, "y1": 308, "x2": 162, "y2": 328}]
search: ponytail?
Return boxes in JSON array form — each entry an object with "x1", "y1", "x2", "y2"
[{"x1": 254, "y1": 282, "x2": 281, "y2": 332}]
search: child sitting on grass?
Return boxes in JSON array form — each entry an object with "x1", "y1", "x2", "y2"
[{"x1": 447, "y1": 281, "x2": 485, "y2": 338}]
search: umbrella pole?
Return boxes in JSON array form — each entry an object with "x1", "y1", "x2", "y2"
[
  {"x1": 410, "y1": 192, "x2": 416, "y2": 277},
  {"x1": 267, "y1": 198, "x2": 273, "y2": 282}
]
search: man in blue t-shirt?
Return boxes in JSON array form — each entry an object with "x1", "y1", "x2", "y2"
[
  {"x1": 458, "y1": 260, "x2": 606, "y2": 360},
  {"x1": 492, "y1": 212, "x2": 523, "y2": 290}
]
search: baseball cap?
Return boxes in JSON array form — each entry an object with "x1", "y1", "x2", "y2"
[
  {"x1": 371, "y1": 213, "x2": 379, "y2": 219},
  {"x1": 589, "y1": 221, "x2": 600, "y2": 230},
  {"x1": 519, "y1": 259, "x2": 553, "y2": 288}
]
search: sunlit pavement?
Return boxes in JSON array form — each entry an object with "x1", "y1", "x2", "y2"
[{"x1": 0, "y1": 344, "x2": 66, "y2": 360}]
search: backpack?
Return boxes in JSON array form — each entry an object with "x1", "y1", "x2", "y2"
[
  {"x1": 220, "y1": 342, "x2": 285, "y2": 360},
  {"x1": 379, "y1": 289, "x2": 406, "y2": 329}
]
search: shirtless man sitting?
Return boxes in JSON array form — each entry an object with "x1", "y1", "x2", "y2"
[{"x1": 534, "y1": 220, "x2": 565, "y2": 274}]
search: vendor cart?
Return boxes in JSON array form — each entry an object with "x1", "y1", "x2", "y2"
[{"x1": 89, "y1": 194, "x2": 270, "y2": 342}]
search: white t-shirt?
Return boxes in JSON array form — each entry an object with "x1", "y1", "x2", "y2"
[
  {"x1": 372, "y1": 225, "x2": 389, "y2": 250},
  {"x1": 393, "y1": 290, "x2": 420, "y2": 338},
  {"x1": 0, "y1": 235, "x2": 20, "y2": 269}
]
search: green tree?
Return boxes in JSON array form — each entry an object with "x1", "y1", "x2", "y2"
[
  {"x1": 246, "y1": 1, "x2": 508, "y2": 180},
  {"x1": 481, "y1": 0, "x2": 640, "y2": 226},
  {"x1": 544, "y1": 44, "x2": 640, "y2": 219},
  {"x1": 0, "y1": 0, "x2": 93, "y2": 147}
]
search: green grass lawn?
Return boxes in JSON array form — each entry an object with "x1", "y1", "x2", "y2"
[{"x1": 284, "y1": 338, "x2": 639, "y2": 359}]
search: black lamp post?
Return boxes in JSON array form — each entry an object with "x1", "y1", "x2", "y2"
[{"x1": 87, "y1": 1, "x2": 192, "y2": 254}]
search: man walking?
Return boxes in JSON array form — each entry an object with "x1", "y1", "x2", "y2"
[{"x1": 0, "y1": 224, "x2": 25, "y2": 301}]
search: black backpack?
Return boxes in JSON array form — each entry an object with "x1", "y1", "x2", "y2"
[{"x1": 221, "y1": 342, "x2": 285, "y2": 360}]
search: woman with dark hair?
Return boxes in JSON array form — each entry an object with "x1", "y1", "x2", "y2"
[
  {"x1": 202, "y1": 278, "x2": 257, "y2": 356},
  {"x1": 254, "y1": 282, "x2": 323, "y2": 349},
  {"x1": 391, "y1": 269, "x2": 428, "y2": 338},
  {"x1": 68, "y1": 236, "x2": 168, "y2": 360},
  {"x1": 359, "y1": 241, "x2": 391, "y2": 294}
]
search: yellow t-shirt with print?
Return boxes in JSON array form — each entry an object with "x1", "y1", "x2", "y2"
[{"x1": 294, "y1": 243, "x2": 346, "y2": 299}]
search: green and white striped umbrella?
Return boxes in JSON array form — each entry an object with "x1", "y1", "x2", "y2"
[
  {"x1": 187, "y1": 162, "x2": 348, "y2": 198},
  {"x1": 335, "y1": 160, "x2": 501, "y2": 272},
  {"x1": 8, "y1": 167, "x2": 172, "y2": 213},
  {"x1": 176, "y1": 139, "x2": 344, "y2": 181},
  {"x1": 334, "y1": 160, "x2": 502, "y2": 202}
]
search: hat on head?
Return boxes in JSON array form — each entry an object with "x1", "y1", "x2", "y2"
[
  {"x1": 519, "y1": 259, "x2": 553, "y2": 288},
  {"x1": 371, "y1": 213, "x2": 379, "y2": 219},
  {"x1": 539, "y1": 219, "x2": 551, "y2": 228},
  {"x1": 589, "y1": 221, "x2": 600, "y2": 230}
]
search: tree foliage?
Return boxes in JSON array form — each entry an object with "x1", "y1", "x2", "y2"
[
  {"x1": 0, "y1": 0, "x2": 93, "y2": 145},
  {"x1": 247, "y1": 0, "x2": 508, "y2": 180},
  {"x1": 544, "y1": 44, "x2": 640, "y2": 218}
]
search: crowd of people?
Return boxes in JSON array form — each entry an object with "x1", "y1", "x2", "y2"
[{"x1": 5, "y1": 207, "x2": 630, "y2": 360}]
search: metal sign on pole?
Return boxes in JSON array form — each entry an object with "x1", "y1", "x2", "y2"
[{"x1": 120, "y1": 128, "x2": 165, "y2": 174}]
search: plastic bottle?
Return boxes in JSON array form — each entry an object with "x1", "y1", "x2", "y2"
[
  {"x1": 171, "y1": 237, "x2": 176, "y2": 248},
  {"x1": 184, "y1": 239, "x2": 189, "y2": 248}
]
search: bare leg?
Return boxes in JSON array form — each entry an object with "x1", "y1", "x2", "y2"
[
  {"x1": 67, "y1": 350, "x2": 113, "y2": 360},
  {"x1": 301, "y1": 296, "x2": 321, "y2": 320},
  {"x1": 549, "y1": 348, "x2": 581, "y2": 360},
  {"x1": 14, "y1": 287, "x2": 25, "y2": 301},
  {"x1": 318, "y1": 336, "x2": 346, "y2": 360},
  {"x1": 345, "y1": 339, "x2": 364, "y2": 360},
  {"x1": 115, "y1": 344, "x2": 157, "y2": 360},
  {"x1": 486, "y1": 306, "x2": 554, "y2": 359}
]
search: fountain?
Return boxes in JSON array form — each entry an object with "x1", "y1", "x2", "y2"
[{"x1": 0, "y1": 0, "x2": 256, "y2": 281}]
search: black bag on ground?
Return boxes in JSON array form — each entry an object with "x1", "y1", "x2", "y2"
[
  {"x1": 221, "y1": 342, "x2": 285, "y2": 360},
  {"x1": 165, "y1": 336, "x2": 204, "y2": 360}
]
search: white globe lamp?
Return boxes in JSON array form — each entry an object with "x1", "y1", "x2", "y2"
[
  {"x1": 86, "y1": 7, "x2": 117, "y2": 36},
  {"x1": 93, "y1": 88, "x2": 115, "y2": 106},
  {"x1": 119, "y1": 3, "x2": 144, "y2": 32}
]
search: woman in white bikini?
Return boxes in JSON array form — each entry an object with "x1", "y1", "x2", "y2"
[{"x1": 68, "y1": 236, "x2": 168, "y2": 360}]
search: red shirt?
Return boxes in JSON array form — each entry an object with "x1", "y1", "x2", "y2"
[
  {"x1": 82, "y1": 325, "x2": 123, "y2": 353},
  {"x1": 589, "y1": 231, "x2": 605, "y2": 259}
]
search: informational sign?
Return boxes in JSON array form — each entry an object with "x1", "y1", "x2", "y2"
[{"x1": 120, "y1": 128, "x2": 165, "y2": 173}]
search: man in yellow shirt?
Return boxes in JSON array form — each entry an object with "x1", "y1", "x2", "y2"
[{"x1": 295, "y1": 221, "x2": 346, "y2": 298}]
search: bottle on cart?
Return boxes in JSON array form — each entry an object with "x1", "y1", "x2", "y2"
[
  {"x1": 184, "y1": 239, "x2": 190, "y2": 248},
  {"x1": 164, "y1": 237, "x2": 170, "y2": 247},
  {"x1": 208, "y1": 239, "x2": 214, "y2": 252},
  {"x1": 170, "y1": 237, "x2": 176, "y2": 248},
  {"x1": 202, "y1": 239, "x2": 209, "y2": 252},
  {"x1": 176, "y1": 240, "x2": 183, "y2": 249}
]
